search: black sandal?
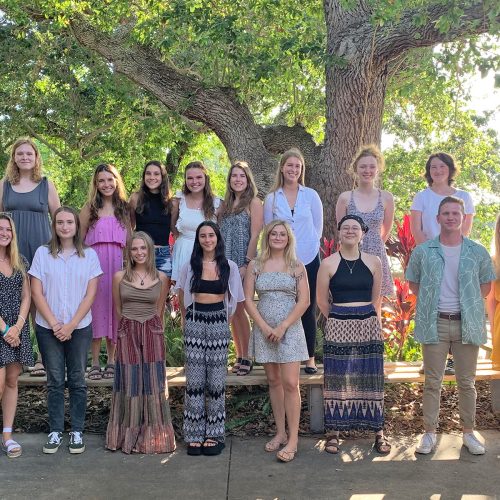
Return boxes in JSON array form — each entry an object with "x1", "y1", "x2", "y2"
[
  {"x1": 202, "y1": 439, "x2": 225, "y2": 456},
  {"x1": 237, "y1": 358, "x2": 253, "y2": 376},
  {"x1": 187, "y1": 442, "x2": 202, "y2": 456},
  {"x1": 231, "y1": 358, "x2": 242, "y2": 374},
  {"x1": 374, "y1": 434, "x2": 391, "y2": 455}
]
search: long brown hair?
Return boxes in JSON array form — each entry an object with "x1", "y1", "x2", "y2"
[
  {"x1": 123, "y1": 231, "x2": 158, "y2": 283},
  {"x1": 135, "y1": 160, "x2": 171, "y2": 215},
  {"x1": 0, "y1": 213, "x2": 26, "y2": 275},
  {"x1": 219, "y1": 161, "x2": 257, "y2": 219},
  {"x1": 4, "y1": 138, "x2": 43, "y2": 184},
  {"x1": 270, "y1": 149, "x2": 306, "y2": 192},
  {"x1": 182, "y1": 161, "x2": 216, "y2": 220},
  {"x1": 48, "y1": 206, "x2": 86, "y2": 258},
  {"x1": 87, "y1": 163, "x2": 130, "y2": 228}
]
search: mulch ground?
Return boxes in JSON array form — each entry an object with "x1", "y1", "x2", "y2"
[{"x1": 10, "y1": 381, "x2": 500, "y2": 438}]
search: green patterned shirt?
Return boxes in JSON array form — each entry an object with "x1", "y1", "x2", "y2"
[{"x1": 405, "y1": 236, "x2": 495, "y2": 345}]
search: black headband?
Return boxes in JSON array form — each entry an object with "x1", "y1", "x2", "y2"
[{"x1": 337, "y1": 214, "x2": 369, "y2": 233}]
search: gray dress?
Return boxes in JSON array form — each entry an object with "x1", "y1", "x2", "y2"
[
  {"x1": 3, "y1": 178, "x2": 51, "y2": 265},
  {"x1": 250, "y1": 272, "x2": 309, "y2": 363},
  {"x1": 220, "y1": 210, "x2": 250, "y2": 267},
  {"x1": 347, "y1": 189, "x2": 394, "y2": 296}
]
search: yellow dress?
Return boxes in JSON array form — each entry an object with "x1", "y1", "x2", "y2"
[{"x1": 493, "y1": 280, "x2": 500, "y2": 368}]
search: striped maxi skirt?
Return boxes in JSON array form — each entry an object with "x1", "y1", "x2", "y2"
[
  {"x1": 323, "y1": 304, "x2": 385, "y2": 432},
  {"x1": 106, "y1": 314, "x2": 176, "y2": 454}
]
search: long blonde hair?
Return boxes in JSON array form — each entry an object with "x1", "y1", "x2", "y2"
[
  {"x1": 270, "y1": 148, "x2": 306, "y2": 192},
  {"x1": 256, "y1": 220, "x2": 298, "y2": 271},
  {"x1": 4, "y1": 138, "x2": 43, "y2": 184},
  {"x1": 219, "y1": 161, "x2": 258, "y2": 219},
  {"x1": 493, "y1": 213, "x2": 500, "y2": 278},
  {"x1": 123, "y1": 231, "x2": 158, "y2": 282},
  {"x1": 0, "y1": 213, "x2": 26, "y2": 275}
]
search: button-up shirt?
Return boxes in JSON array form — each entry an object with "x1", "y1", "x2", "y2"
[
  {"x1": 405, "y1": 236, "x2": 495, "y2": 345},
  {"x1": 29, "y1": 246, "x2": 103, "y2": 329},
  {"x1": 263, "y1": 185, "x2": 323, "y2": 265}
]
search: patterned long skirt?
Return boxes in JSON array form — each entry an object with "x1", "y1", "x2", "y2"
[
  {"x1": 183, "y1": 302, "x2": 230, "y2": 443},
  {"x1": 323, "y1": 304, "x2": 385, "y2": 432},
  {"x1": 106, "y1": 315, "x2": 176, "y2": 454}
]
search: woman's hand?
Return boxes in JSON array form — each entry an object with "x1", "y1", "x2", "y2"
[
  {"x1": 239, "y1": 266, "x2": 247, "y2": 280},
  {"x1": 269, "y1": 323, "x2": 287, "y2": 343},
  {"x1": 3, "y1": 325, "x2": 21, "y2": 347}
]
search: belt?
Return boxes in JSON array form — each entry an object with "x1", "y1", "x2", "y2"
[{"x1": 438, "y1": 312, "x2": 461, "y2": 321}]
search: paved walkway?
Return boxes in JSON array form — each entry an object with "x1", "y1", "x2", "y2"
[{"x1": 1, "y1": 432, "x2": 499, "y2": 499}]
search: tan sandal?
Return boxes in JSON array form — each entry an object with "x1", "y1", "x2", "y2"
[
  {"x1": 277, "y1": 448, "x2": 297, "y2": 463},
  {"x1": 325, "y1": 436, "x2": 340, "y2": 454},
  {"x1": 265, "y1": 437, "x2": 288, "y2": 452}
]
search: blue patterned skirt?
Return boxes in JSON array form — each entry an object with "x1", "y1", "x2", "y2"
[{"x1": 323, "y1": 304, "x2": 385, "y2": 431}]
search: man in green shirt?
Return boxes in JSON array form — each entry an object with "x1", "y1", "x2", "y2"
[{"x1": 406, "y1": 196, "x2": 495, "y2": 455}]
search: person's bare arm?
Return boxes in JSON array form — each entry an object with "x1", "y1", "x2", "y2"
[
  {"x1": 243, "y1": 261, "x2": 272, "y2": 336},
  {"x1": 381, "y1": 191, "x2": 395, "y2": 242},
  {"x1": 157, "y1": 274, "x2": 170, "y2": 321},
  {"x1": 335, "y1": 192, "x2": 349, "y2": 225},
  {"x1": 112, "y1": 271, "x2": 124, "y2": 320},
  {"x1": 410, "y1": 210, "x2": 426, "y2": 245},
  {"x1": 0, "y1": 180, "x2": 4, "y2": 211},
  {"x1": 170, "y1": 197, "x2": 180, "y2": 239},
  {"x1": 486, "y1": 284, "x2": 497, "y2": 334},
  {"x1": 129, "y1": 192, "x2": 138, "y2": 230},
  {"x1": 316, "y1": 260, "x2": 332, "y2": 319},
  {"x1": 3, "y1": 274, "x2": 31, "y2": 348},
  {"x1": 79, "y1": 203, "x2": 91, "y2": 240},
  {"x1": 247, "y1": 198, "x2": 263, "y2": 260},
  {"x1": 369, "y1": 255, "x2": 382, "y2": 311},
  {"x1": 47, "y1": 180, "x2": 61, "y2": 219},
  {"x1": 31, "y1": 276, "x2": 61, "y2": 331},
  {"x1": 480, "y1": 281, "x2": 492, "y2": 299}
]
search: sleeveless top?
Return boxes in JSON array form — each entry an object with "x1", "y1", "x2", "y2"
[
  {"x1": 347, "y1": 189, "x2": 394, "y2": 296},
  {"x1": 219, "y1": 210, "x2": 251, "y2": 267},
  {"x1": 192, "y1": 278, "x2": 225, "y2": 295},
  {"x1": 2, "y1": 178, "x2": 51, "y2": 264},
  {"x1": 329, "y1": 252, "x2": 373, "y2": 303},
  {"x1": 120, "y1": 280, "x2": 161, "y2": 322},
  {"x1": 135, "y1": 192, "x2": 171, "y2": 246},
  {"x1": 84, "y1": 216, "x2": 127, "y2": 248}
]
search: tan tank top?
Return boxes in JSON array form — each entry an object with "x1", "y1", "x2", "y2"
[{"x1": 120, "y1": 280, "x2": 161, "y2": 322}]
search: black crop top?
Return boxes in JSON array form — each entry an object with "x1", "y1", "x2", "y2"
[
  {"x1": 193, "y1": 278, "x2": 226, "y2": 295},
  {"x1": 135, "y1": 192, "x2": 171, "y2": 246},
  {"x1": 329, "y1": 252, "x2": 373, "y2": 303}
]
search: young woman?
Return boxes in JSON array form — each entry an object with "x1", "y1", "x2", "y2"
[
  {"x1": 244, "y1": 221, "x2": 309, "y2": 463},
  {"x1": 0, "y1": 137, "x2": 61, "y2": 377},
  {"x1": 106, "y1": 232, "x2": 176, "y2": 454},
  {"x1": 170, "y1": 162, "x2": 221, "y2": 284},
  {"x1": 316, "y1": 214, "x2": 391, "y2": 455},
  {"x1": 336, "y1": 144, "x2": 394, "y2": 309},
  {"x1": 129, "y1": 161, "x2": 173, "y2": 283},
  {"x1": 0, "y1": 214, "x2": 32, "y2": 458},
  {"x1": 410, "y1": 152, "x2": 474, "y2": 244},
  {"x1": 487, "y1": 213, "x2": 500, "y2": 369},
  {"x1": 410, "y1": 152, "x2": 474, "y2": 375},
  {"x1": 263, "y1": 149, "x2": 323, "y2": 373},
  {"x1": 175, "y1": 221, "x2": 244, "y2": 456},
  {"x1": 219, "y1": 161, "x2": 263, "y2": 375},
  {"x1": 80, "y1": 164, "x2": 130, "y2": 380},
  {"x1": 29, "y1": 207, "x2": 102, "y2": 454}
]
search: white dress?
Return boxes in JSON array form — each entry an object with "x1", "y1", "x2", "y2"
[{"x1": 171, "y1": 192, "x2": 220, "y2": 282}]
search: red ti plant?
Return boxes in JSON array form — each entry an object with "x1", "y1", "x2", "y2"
[
  {"x1": 385, "y1": 214, "x2": 415, "y2": 272},
  {"x1": 320, "y1": 237, "x2": 339, "y2": 258},
  {"x1": 383, "y1": 214, "x2": 417, "y2": 360},
  {"x1": 381, "y1": 278, "x2": 417, "y2": 361}
]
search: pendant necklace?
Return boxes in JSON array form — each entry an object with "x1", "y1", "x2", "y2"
[
  {"x1": 136, "y1": 271, "x2": 147, "y2": 286},
  {"x1": 342, "y1": 254, "x2": 359, "y2": 274}
]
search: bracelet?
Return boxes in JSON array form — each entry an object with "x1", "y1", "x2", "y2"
[
  {"x1": 244, "y1": 257, "x2": 251, "y2": 265},
  {"x1": 2, "y1": 325, "x2": 10, "y2": 337},
  {"x1": 18, "y1": 314, "x2": 26, "y2": 323}
]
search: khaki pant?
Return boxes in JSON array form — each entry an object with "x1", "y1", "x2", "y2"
[{"x1": 422, "y1": 317, "x2": 479, "y2": 430}]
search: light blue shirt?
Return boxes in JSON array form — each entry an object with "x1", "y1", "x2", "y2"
[
  {"x1": 29, "y1": 246, "x2": 103, "y2": 329},
  {"x1": 405, "y1": 236, "x2": 495, "y2": 345},
  {"x1": 263, "y1": 185, "x2": 323, "y2": 265}
]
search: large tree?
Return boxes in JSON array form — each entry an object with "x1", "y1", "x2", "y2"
[{"x1": 2, "y1": 0, "x2": 499, "y2": 235}]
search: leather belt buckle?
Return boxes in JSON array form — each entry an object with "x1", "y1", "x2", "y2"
[{"x1": 439, "y1": 312, "x2": 461, "y2": 321}]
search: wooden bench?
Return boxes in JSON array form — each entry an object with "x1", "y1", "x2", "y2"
[{"x1": 18, "y1": 359, "x2": 500, "y2": 433}]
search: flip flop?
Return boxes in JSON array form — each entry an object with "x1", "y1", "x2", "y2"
[{"x1": 2, "y1": 439, "x2": 22, "y2": 458}]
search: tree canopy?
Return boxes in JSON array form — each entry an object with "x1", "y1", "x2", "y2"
[{"x1": 0, "y1": 0, "x2": 499, "y2": 240}]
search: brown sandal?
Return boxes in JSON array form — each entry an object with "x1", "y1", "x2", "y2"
[
  {"x1": 102, "y1": 364, "x2": 115, "y2": 379},
  {"x1": 374, "y1": 434, "x2": 391, "y2": 455},
  {"x1": 87, "y1": 366, "x2": 102, "y2": 380},
  {"x1": 325, "y1": 436, "x2": 340, "y2": 454},
  {"x1": 237, "y1": 358, "x2": 252, "y2": 376},
  {"x1": 231, "y1": 358, "x2": 242, "y2": 374}
]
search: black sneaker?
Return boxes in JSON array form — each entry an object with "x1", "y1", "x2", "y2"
[
  {"x1": 445, "y1": 357, "x2": 455, "y2": 375},
  {"x1": 43, "y1": 432, "x2": 63, "y2": 454},
  {"x1": 68, "y1": 431, "x2": 85, "y2": 454}
]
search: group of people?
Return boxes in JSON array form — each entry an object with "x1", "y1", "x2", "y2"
[{"x1": 0, "y1": 137, "x2": 499, "y2": 463}]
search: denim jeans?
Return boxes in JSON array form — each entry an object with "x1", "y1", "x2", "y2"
[
  {"x1": 155, "y1": 245, "x2": 172, "y2": 277},
  {"x1": 36, "y1": 324, "x2": 92, "y2": 432}
]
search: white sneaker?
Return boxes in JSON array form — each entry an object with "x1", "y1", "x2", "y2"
[
  {"x1": 415, "y1": 432, "x2": 437, "y2": 454},
  {"x1": 462, "y1": 432, "x2": 485, "y2": 455}
]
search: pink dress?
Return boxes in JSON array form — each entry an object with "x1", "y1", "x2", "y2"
[{"x1": 85, "y1": 217, "x2": 127, "y2": 343}]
